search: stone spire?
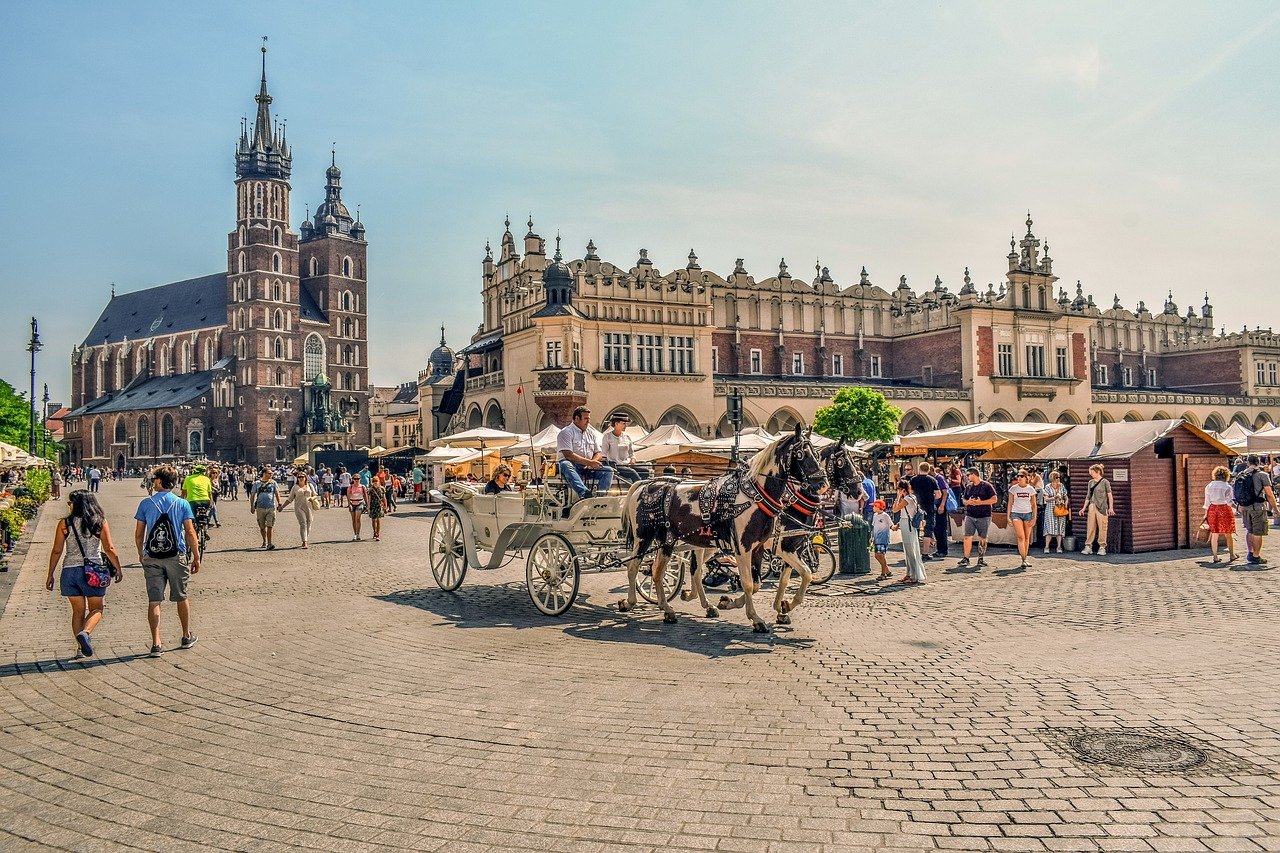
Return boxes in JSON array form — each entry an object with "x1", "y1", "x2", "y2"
[{"x1": 235, "y1": 39, "x2": 291, "y2": 181}]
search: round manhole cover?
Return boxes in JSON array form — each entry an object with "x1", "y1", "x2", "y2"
[{"x1": 1068, "y1": 731, "x2": 1207, "y2": 772}]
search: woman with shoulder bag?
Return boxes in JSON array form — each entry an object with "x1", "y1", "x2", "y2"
[
  {"x1": 1041, "y1": 470, "x2": 1069, "y2": 554},
  {"x1": 1202, "y1": 465, "x2": 1237, "y2": 563},
  {"x1": 280, "y1": 469, "x2": 320, "y2": 549},
  {"x1": 44, "y1": 490, "x2": 123, "y2": 659},
  {"x1": 891, "y1": 483, "x2": 927, "y2": 585}
]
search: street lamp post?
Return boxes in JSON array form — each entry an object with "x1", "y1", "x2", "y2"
[
  {"x1": 41, "y1": 384, "x2": 49, "y2": 458},
  {"x1": 26, "y1": 318, "x2": 42, "y2": 456}
]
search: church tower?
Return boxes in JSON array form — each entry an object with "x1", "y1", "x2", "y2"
[
  {"x1": 299, "y1": 150, "x2": 370, "y2": 446},
  {"x1": 226, "y1": 42, "x2": 301, "y2": 464}
]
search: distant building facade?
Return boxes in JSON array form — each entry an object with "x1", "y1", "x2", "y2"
[
  {"x1": 63, "y1": 49, "x2": 371, "y2": 468},
  {"x1": 439, "y1": 215, "x2": 1280, "y2": 437}
]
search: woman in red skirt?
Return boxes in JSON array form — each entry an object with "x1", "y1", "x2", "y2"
[{"x1": 1202, "y1": 465, "x2": 1237, "y2": 563}]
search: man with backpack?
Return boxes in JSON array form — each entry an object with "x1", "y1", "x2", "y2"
[
  {"x1": 134, "y1": 465, "x2": 199, "y2": 658},
  {"x1": 1235, "y1": 455, "x2": 1279, "y2": 565}
]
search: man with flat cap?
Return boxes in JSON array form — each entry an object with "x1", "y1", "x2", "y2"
[{"x1": 602, "y1": 412, "x2": 648, "y2": 485}]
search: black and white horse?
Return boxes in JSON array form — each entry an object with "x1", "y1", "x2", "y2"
[
  {"x1": 618, "y1": 425, "x2": 828, "y2": 633},
  {"x1": 766, "y1": 438, "x2": 861, "y2": 617}
]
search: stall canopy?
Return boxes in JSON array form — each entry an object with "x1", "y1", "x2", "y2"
[
  {"x1": 501, "y1": 425, "x2": 559, "y2": 459},
  {"x1": 420, "y1": 446, "x2": 485, "y2": 465},
  {"x1": 685, "y1": 431, "x2": 779, "y2": 455},
  {"x1": 980, "y1": 419, "x2": 1233, "y2": 462},
  {"x1": 901, "y1": 422, "x2": 1072, "y2": 454},
  {"x1": 633, "y1": 424, "x2": 703, "y2": 462},
  {"x1": 430, "y1": 427, "x2": 528, "y2": 450},
  {"x1": 1245, "y1": 425, "x2": 1280, "y2": 452}
]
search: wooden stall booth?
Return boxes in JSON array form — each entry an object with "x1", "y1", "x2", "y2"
[{"x1": 983, "y1": 419, "x2": 1233, "y2": 554}]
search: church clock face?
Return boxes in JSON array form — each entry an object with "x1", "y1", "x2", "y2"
[{"x1": 149, "y1": 315, "x2": 163, "y2": 333}]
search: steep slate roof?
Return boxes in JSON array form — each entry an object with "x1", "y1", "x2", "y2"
[
  {"x1": 299, "y1": 286, "x2": 327, "y2": 323},
  {"x1": 83, "y1": 274, "x2": 227, "y2": 346},
  {"x1": 66, "y1": 371, "x2": 214, "y2": 418}
]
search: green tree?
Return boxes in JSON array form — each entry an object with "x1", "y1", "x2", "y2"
[
  {"x1": 813, "y1": 386, "x2": 903, "y2": 443},
  {"x1": 0, "y1": 377, "x2": 61, "y2": 460}
]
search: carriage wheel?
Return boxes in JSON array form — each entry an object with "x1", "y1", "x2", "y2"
[
  {"x1": 809, "y1": 543, "x2": 837, "y2": 585},
  {"x1": 527, "y1": 533, "x2": 579, "y2": 617},
  {"x1": 637, "y1": 550, "x2": 689, "y2": 605},
  {"x1": 429, "y1": 508, "x2": 468, "y2": 591}
]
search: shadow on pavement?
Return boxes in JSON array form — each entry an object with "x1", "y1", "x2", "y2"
[
  {"x1": 375, "y1": 585, "x2": 811, "y2": 658},
  {"x1": 0, "y1": 653, "x2": 148, "y2": 678}
]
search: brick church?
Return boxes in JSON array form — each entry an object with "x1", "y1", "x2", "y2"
[{"x1": 64, "y1": 47, "x2": 371, "y2": 469}]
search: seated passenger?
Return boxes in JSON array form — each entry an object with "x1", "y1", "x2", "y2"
[
  {"x1": 602, "y1": 411, "x2": 648, "y2": 485},
  {"x1": 483, "y1": 464, "x2": 515, "y2": 495},
  {"x1": 556, "y1": 406, "x2": 614, "y2": 499}
]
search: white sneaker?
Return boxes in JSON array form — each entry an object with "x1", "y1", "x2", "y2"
[
  {"x1": 1098, "y1": 547, "x2": 1107, "y2": 556},
  {"x1": 1043, "y1": 546, "x2": 1049, "y2": 554}
]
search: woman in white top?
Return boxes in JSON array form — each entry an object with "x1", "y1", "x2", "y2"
[
  {"x1": 43, "y1": 490, "x2": 123, "y2": 659},
  {"x1": 280, "y1": 470, "x2": 319, "y2": 548},
  {"x1": 1202, "y1": 465, "x2": 1237, "y2": 563},
  {"x1": 1007, "y1": 469, "x2": 1040, "y2": 569}
]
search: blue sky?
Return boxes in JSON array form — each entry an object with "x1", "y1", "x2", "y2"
[{"x1": 3, "y1": 1, "x2": 1278, "y2": 407}]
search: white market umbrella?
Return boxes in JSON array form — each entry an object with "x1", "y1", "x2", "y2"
[
  {"x1": 430, "y1": 427, "x2": 526, "y2": 449},
  {"x1": 501, "y1": 424, "x2": 560, "y2": 459}
]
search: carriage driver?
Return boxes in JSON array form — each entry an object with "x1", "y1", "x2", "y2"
[{"x1": 556, "y1": 406, "x2": 614, "y2": 498}]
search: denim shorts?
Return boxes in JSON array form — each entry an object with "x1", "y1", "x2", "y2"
[
  {"x1": 873, "y1": 534, "x2": 890, "y2": 554},
  {"x1": 60, "y1": 565, "x2": 107, "y2": 598},
  {"x1": 1010, "y1": 511, "x2": 1034, "y2": 522}
]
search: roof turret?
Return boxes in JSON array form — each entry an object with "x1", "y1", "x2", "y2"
[{"x1": 235, "y1": 40, "x2": 292, "y2": 181}]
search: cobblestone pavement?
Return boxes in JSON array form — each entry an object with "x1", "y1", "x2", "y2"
[{"x1": 1, "y1": 480, "x2": 1278, "y2": 852}]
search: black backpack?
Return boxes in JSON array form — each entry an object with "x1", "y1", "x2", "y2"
[
  {"x1": 144, "y1": 496, "x2": 180, "y2": 558},
  {"x1": 1233, "y1": 471, "x2": 1260, "y2": 506}
]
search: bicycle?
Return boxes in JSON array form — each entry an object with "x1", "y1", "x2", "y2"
[{"x1": 191, "y1": 503, "x2": 212, "y2": 560}]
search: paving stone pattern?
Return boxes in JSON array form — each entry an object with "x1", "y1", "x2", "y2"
[{"x1": 1, "y1": 481, "x2": 1278, "y2": 851}]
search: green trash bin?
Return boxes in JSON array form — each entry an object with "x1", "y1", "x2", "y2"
[{"x1": 839, "y1": 514, "x2": 871, "y2": 575}]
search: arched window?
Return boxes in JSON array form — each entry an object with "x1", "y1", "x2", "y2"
[
  {"x1": 342, "y1": 257, "x2": 352, "y2": 277},
  {"x1": 236, "y1": 337, "x2": 247, "y2": 359},
  {"x1": 238, "y1": 226, "x2": 246, "y2": 247},
  {"x1": 273, "y1": 309, "x2": 284, "y2": 330},
  {"x1": 205, "y1": 339, "x2": 215, "y2": 369},
  {"x1": 160, "y1": 415, "x2": 174, "y2": 455},
  {"x1": 92, "y1": 420, "x2": 104, "y2": 457},
  {"x1": 274, "y1": 417, "x2": 283, "y2": 437},
  {"x1": 181, "y1": 341, "x2": 191, "y2": 373},
  {"x1": 304, "y1": 334, "x2": 325, "y2": 382},
  {"x1": 137, "y1": 416, "x2": 150, "y2": 456},
  {"x1": 341, "y1": 291, "x2": 352, "y2": 311},
  {"x1": 343, "y1": 371, "x2": 353, "y2": 390},
  {"x1": 309, "y1": 257, "x2": 318, "y2": 276},
  {"x1": 189, "y1": 431, "x2": 202, "y2": 454},
  {"x1": 342, "y1": 344, "x2": 354, "y2": 365},
  {"x1": 1037, "y1": 287, "x2": 1047, "y2": 310},
  {"x1": 343, "y1": 317, "x2": 353, "y2": 337},
  {"x1": 274, "y1": 337, "x2": 284, "y2": 359},
  {"x1": 158, "y1": 345, "x2": 170, "y2": 375},
  {"x1": 114, "y1": 417, "x2": 127, "y2": 443},
  {"x1": 135, "y1": 350, "x2": 146, "y2": 376},
  {"x1": 272, "y1": 253, "x2": 281, "y2": 273},
  {"x1": 272, "y1": 280, "x2": 282, "y2": 301},
  {"x1": 238, "y1": 252, "x2": 246, "y2": 273},
  {"x1": 1022, "y1": 284, "x2": 1031, "y2": 308},
  {"x1": 275, "y1": 367, "x2": 284, "y2": 386},
  {"x1": 272, "y1": 226, "x2": 281, "y2": 246}
]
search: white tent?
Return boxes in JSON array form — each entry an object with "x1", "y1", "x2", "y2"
[
  {"x1": 633, "y1": 424, "x2": 704, "y2": 462},
  {"x1": 901, "y1": 421, "x2": 1072, "y2": 451},
  {"x1": 1219, "y1": 422, "x2": 1254, "y2": 443},
  {"x1": 501, "y1": 424, "x2": 561, "y2": 459},
  {"x1": 1246, "y1": 425, "x2": 1280, "y2": 452},
  {"x1": 420, "y1": 446, "x2": 485, "y2": 465},
  {"x1": 430, "y1": 427, "x2": 528, "y2": 449},
  {"x1": 685, "y1": 432, "x2": 779, "y2": 454}
]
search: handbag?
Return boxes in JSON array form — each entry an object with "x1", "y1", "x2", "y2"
[
  {"x1": 945, "y1": 489, "x2": 958, "y2": 513},
  {"x1": 69, "y1": 520, "x2": 112, "y2": 590},
  {"x1": 308, "y1": 494, "x2": 322, "y2": 512}
]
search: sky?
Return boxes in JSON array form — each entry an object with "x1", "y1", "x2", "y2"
[{"x1": 2, "y1": 1, "x2": 1278, "y2": 408}]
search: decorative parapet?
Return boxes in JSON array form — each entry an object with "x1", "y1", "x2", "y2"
[
  {"x1": 1092, "y1": 390, "x2": 1280, "y2": 407},
  {"x1": 1162, "y1": 330, "x2": 1280, "y2": 353},
  {"x1": 713, "y1": 380, "x2": 970, "y2": 401},
  {"x1": 465, "y1": 370, "x2": 504, "y2": 393}
]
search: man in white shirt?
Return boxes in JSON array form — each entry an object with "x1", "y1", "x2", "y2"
[
  {"x1": 556, "y1": 406, "x2": 613, "y2": 498},
  {"x1": 601, "y1": 412, "x2": 647, "y2": 485},
  {"x1": 87, "y1": 466, "x2": 102, "y2": 493}
]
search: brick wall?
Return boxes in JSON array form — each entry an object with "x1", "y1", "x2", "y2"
[
  {"x1": 889, "y1": 328, "x2": 963, "y2": 387},
  {"x1": 1162, "y1": 349, "x2": 1245, "y2": 394},
  {"x1": 977, "y1": 326, "x2": 993, "y2": 377},
  {"x1": 1072, "y1": 333, "x2": 1086, "y2": 380}
]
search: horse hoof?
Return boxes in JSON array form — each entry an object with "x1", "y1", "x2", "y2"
[
  {"x1": 776, "y1": 612, "x2": 792, "y2": 625},
  {"x1": 718, "y1": 596, "x2": 732, "y2": 609},
  {"x1": 778, "y1": 600, "x2": 792, "y2": 615},
  {"x1": 752, "y1": 622, "x2": 770, "y2": 634},
  {"x1": 680, "y1": 590, "x2": 695, "y2": 602},
  {"x1": 617, "y1": 600, "x2": 631, "y2": 613},
  {"x1": 705, "y1": 607, "x2": 719, "y2": 619},
  {"x1": 663, "y1": 612, "x2": 678, "y2": 625}
]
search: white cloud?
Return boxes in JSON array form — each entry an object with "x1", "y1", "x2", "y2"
[{"x1": 1033, "y1": 44, "x2": 1101, "y2": 90}]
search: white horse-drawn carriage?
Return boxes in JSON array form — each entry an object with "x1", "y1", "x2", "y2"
[
  {"x1": 426, "y1": 429, "x2": 859, "y2": 632},
  {"x1": 427, "y1": 480, "x2": 688, "y2": 616}
]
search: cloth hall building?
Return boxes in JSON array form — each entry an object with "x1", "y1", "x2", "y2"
[
  {"x1": 432, "y1": 216, "x2": 1280, "y2": 438},
  {"x1": 64, "y1": 50, "x2": 371, "y2": 468}
]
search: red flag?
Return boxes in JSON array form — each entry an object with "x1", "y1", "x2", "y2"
[{"x1": 517, "y1": 384, "x2": 523, "y2": 395}]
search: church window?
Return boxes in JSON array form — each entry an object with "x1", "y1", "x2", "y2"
[
  {"x1": 342, "y1": 256, "x2": 352, "y2": 277},
  {"x1": 273, "y1": 309, "x2": 284, "y2": 330},
  {"x1": 343, "y1": 344, "x2": 354, "y2": 365},
  {"x1": 273, "y1": 281, "x2": 282, "y2": 301},
  {"x1": 284, "y1": 398, "x2": 292, "y2": 410},
  {"x1": 341, "y1": 291, "x2": 352, "y2": 312},
  {"x1": 92, "y1": 420, "x2": 104, "y2": 457},
  {"x1": 189, "y1": 431, "x2": 202, "y2": 454},
  {"x1": 272, "y1": 227, "x2": 281, "y2": 247},
  {"x1": 274, "y1": 337, "x2": 284, "y2": 359},
  {"x1": 238, "y1": 226, "x2": 246, "y2": 247},
  {"x1": 275, "y1": 417, "x2": 284, "y2": 438},
  {"x1": 237, "y1": 337, "x2": 247, "y2": 359},
  {"x1": 276, "y1": 368, "x2": 284, "y2": 386},
  {"x1": 304, "y1": 334, "x2": 324, "y2": 382},
  {"x1": 238, "y1": 252, "x2": 246, "y2": 273},
  {"x1": 137, "y1": 417, "x2": 150, "y2": 455},
  {"x1": 1038, "y1": 287, "x2": 1047, "y2": 310},
  {"x1": 160, "y1": 415, "x2": 174, "y2": 455},
  {"x1": 272, "y1": 253, "x2": 281, "y2": 273},
  {"x1": 309, "y1": 257, "x2": 318, "y2": 276},
  {"x1": 205, "y1": 339, "x2": 215, "y2": 370},
  {"x1": 181, "y1": 342, "x2": 191, "y2": 373},
  {"x1": 1022, "y1": 284, "x2": 1031, "y2": 309},
  {"x1": 135, "y1": 350, "x2": 145, "y2": 376},
  {"x1": 158, "y1": 345, "x2": 170, "y2": 375},
  {"x1": 343, "y1": 317, "x2": 353, "y2": 337},
  {"x1": 343, "y1": 371, "x2": 353, "y2": 390},
  {"x1": 114, "y1": 417, "x2": 126, "y2": 444}
]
